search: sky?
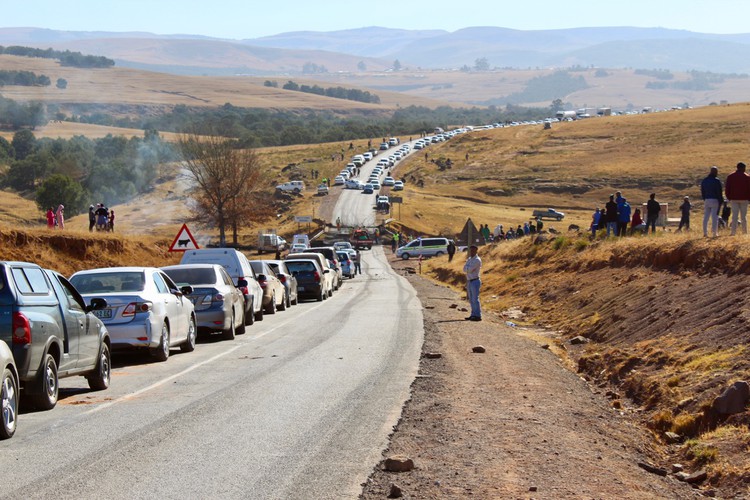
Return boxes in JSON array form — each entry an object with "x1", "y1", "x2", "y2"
[{"x1": 3, "y1": 0, "x2": 750, "y2": 39}]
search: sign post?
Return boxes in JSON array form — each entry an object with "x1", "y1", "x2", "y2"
[{"x1": 168, "y1": 224, "x2": 200, "y2": 252}]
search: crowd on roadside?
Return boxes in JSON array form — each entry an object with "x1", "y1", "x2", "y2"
[{"x1": 44, "y1": 203, "x2": 115, "y2": 232}]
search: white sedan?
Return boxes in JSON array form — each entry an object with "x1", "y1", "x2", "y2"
[
  {"x1": 393, "y1": 181, "x2": 404, "y2": 191},
  {"x1": 345, "y1": 179, "x2": 364, "y2": 190}
]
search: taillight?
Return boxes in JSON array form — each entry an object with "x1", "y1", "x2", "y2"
[
  {"x1": 258, "y1": 279, "x2": 267, "y2": 288},
  {"x1": 12, "y1": 312, "x2": 31, "y2": 345},
  {"x1": 278, "y1": 275, "x2": 287, "y2": 284},
  {"x1": 239, "y1": 278, "x2": 249, "y2": 295},
  {"x1": 123, "y1": 302, "x2": 152, "y2": 316},
  {"x1": 313, "y1": 271, "x2": 320, "y2": 283},
  {"x1": 213, "y1": 293, "x2": 225, "y2": 302}
]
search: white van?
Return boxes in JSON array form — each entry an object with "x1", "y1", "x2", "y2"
[
  {"x1": 180, "y1": 248, "x2": 265, "y2": 323},
  {"x1": 396, "y1": 237, "x2": 452, "y2": 260}
]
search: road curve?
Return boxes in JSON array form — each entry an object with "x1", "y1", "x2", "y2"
[{"x1": 1, "y1": 247, "x2": 423, "y2": 499}]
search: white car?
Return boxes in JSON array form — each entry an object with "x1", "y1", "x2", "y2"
[
  {"x1": 370, "y1": 180, "x2": 381, "y2": 190},
  {"x1": 383, "y1": 177, "x2": 395, "y2": 186},
  {"x1": 276, "y1": 181, "x2": 305, "y2": 193},
  {"x1": 289, "y1": 243, "x2": 308, "y2": 254},
  {"x1": 393, "y1": 181, "x2": 404, "y2": 191},
  {"x1": 345, "y1": 179, "x2": 364, "y2": 190},
  {"x1": 317, "y1": 184, "x2": 329, "y2": 195},
  {"x1": 333, "y1": 176, "x2": 345, "y2": 185}
]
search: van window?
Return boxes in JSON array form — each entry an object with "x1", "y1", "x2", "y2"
[
  {"x1": 406, "y1": 240, "x2": 419, "y2": 248},
  {"x1": 12, "y1": 267, "x2": 50, "y2": 295},
  {"x1": 423, "y1": 238, "x2": 446, "y2": 246}
]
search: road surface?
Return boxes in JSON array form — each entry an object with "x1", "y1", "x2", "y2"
[{"x1": 2, "y1": 247, "x2": 423, "y2": 499}]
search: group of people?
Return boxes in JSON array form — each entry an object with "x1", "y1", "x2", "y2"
[
  {"x1": 702, "y1": 163, "x2": 750, "y2": 238},
  {"x1": 490, "y1": 219, "x2": 544, "y2": 241},
  {"x1": 89, "y1": 204, "x2": 115, "y2": 232},
  {"x1": 45, "y1": 205, "x2": 65, "y2": 230},
  {"x1": 590, "y1": 191, "x2": 670, "y2": 237}
]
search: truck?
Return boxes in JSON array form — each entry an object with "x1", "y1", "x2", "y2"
[
  {"x1": 350, "y1": 228, "x2": 373, "y2": 250},
  {"x1": 0, "y1": 261, "x2": 112, "y2": 411},
  {"x1": 532, "y1": 208, "x2": 565, "y2": 221},
  {"x1": 258, "y1": 232, "x2": 287, "y2": 254},
  {"x1": 275, "y1": 181, "x2": 305, "y2": 193},
  {"x1": 555, "y1": 110, "x2": 577, "y2": 121}
]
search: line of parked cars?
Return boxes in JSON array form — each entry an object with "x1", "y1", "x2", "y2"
[{"x1": 0, "y1": 243, "x2": 358, "y2": 439}]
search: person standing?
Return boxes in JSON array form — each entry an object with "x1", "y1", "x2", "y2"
[
  {"x1": 591, "y1": 208, "x2": 601, "y2": 237},
  {"x1": 108, "y1": 210, "x2": 115, "y2": 232},
  {"x1": 630, "y1": 208, "x2": 646, "y2": 234},
  {"x1": 447, "y1": 239, "x2": 456, "y2": 262},
  {"x1": 463, "y1": 245, "x2": 482, "y2": 321},
  {"x1": 46, "y1": 207, "x2": 55, "y2": 229},
  {"x1": 604, "y1": 195, "x2": 618, "y2": 237},
  {"x1": 725, "y1": 162, "x2": 750, "y2": 235},
  {"x1": 353, "y1": 250, "x2": 362, "y2": 275},
  {"x1": 645, "y1": 193, "x2": 660, "y2": 234},
  {"x1": 677, "y1": 196, "x2": 692, "y2": 232},
  {"x1": 617, "y1": 197, "x2": 631, "y2": 236},
  {"x1": 88, "y1": 205, "x2": 96, "y2": 232},
  {"x1": 55, "y1": 204, "x2": 65, "y2": 230},
  {"x1": 702, "y1": 166, "x2": 723, "y2": 237}
]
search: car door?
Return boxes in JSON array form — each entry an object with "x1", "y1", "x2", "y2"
[
  {"x1": 40, "y1": 269, "x2": 87, "y2": 371},
  {"x1": 219, "y1": 268, "x2": 241, "y2": 321},
  {"x1": 50, "y1": 273, "x2": 99, "y2": 369},
  {"x1": 152, "y1": 271, "x2": 186, "y2": 343}
]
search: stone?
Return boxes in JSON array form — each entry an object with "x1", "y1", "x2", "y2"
[
  {"x1": 684, "y1": 470, "x2": 708, "y2": 484},
  {"x1": 384, "y1": 456, "x2": 414, "y2": 472},
  {"x1": 570, "y1": 336, "x2": 589, "y2": 345},
  {"x1": 540, "y1": 344, "x2": 550, "y2": 349},
  {"x1": 671, "y1": 464, "x2": 684, "y2": 473},
  {"x1": 425, "y1": 305, "x2": 435, "y2": 309},
  {"x1": 612, "y1": 400, "x2": 622, "y2": 409},
  {"x1": 388, "y1": 483, "x2": 403, "y2": 498},
  {"x1": 449, "y1": 303, "x2": 458, "y2": 309},
  {"x1": 637, "y1": 461, "x2": 668, "y2": 476},
  {"x1": 529, "y1": 486, "x2": 538, "y2": 492},
  {"x1": 664, "y1": 432, "x2": 683, "y2": 444},
  {"x1": 472, "y1": 346, "x2": 486, "y2": 353},
  {"x1": 605, "y1": 390, "x2": 620, "y2": 399},
  {"x1": 424, "y1": 352, "x2": 442, "y2": 359},
  {"x1": 712, "y1": 381, "x2": 750, "y2": 415},
  {"x1": 674, "y1": 472, "x2": 690, "y2": 482},
  {"x1": 459, "y1": 307, "x2": 468, "y2": 312}
]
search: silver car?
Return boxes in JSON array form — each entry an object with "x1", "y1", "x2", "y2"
[
  {"x1": 161, "y1": 264, "x2": 245, "y2": 340},
  {"x1": 70, "y1": 267, "x2": 197, "y2": 362},
  {"x1": 0, "y1": 339, "x2": 18, "y2": 439}
]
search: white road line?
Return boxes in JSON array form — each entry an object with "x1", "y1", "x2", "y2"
[{"x1": 83, "y1": 301, "x2": 327, "y2": 415}]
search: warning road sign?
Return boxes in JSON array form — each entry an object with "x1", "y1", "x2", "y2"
[{"x1": 168, "y1": 224, "x2": 200, "y2": 252}]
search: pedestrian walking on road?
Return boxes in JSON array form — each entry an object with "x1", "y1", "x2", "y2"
[
  {"x1": 463, "y1": 245, "x2": 482, "y2": 321},
  {"x1": 725, "y1": 162, "x2": 750, "y2": 235},
  {"x1": 353, "y1": 250, "x2": 362, "y2": 275},
  {"x1": 702, "y1": 166, "x2": 723, "y2": 237}
]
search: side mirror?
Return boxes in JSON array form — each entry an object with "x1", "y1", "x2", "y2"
[
  {"x1": 237, "y1": 278, "x2": 248, "y2": 288},
  {"x1": 180, "y1": 285, "x2": 193, "y2": 296},
  {"x1": 323, "y1": 269, "x2": 330, "y2": 274},
  {"x1": 86, "y1": 297, "x2": 108, "y2": 312},
  {"x1": 291, "y1": 271, "x2": 299, "y2": 277}
]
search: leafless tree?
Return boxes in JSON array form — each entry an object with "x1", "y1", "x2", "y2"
[{"x1": 178, "y1": 134, "x2": 268, "y2": 247}]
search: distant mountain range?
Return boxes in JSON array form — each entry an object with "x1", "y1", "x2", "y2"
[{"x1": 2, "y1": 26, "x2": 750, "y2": 75}]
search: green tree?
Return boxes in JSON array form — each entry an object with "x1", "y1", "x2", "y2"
[
  {"x1": 550, "y1": 99, "x2": 564, "y2": 112},
  {"x1": 56, "y1": 78, "x2": 67, "y2": 89},
  {"x1": 357, "y1": 61, "x2": 367, "y2": 72},
  {"x1": 393, "y1": 59, "x2": 402, "y2": 71},
  {"x1": 474, "y1": 57, "x2": 490, "y2": 71},
  {"x1": 6, "y1": 153, "x2": 51, "y2": 191},
  {"x1": 11, "y1": 129, "x2": 36, "y2": 160},
  {"x1": 35, "y1": 174, "x2": 85, "y2": 216}
]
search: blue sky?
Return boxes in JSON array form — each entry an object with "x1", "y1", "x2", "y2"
[{"x1": 3, "y1": 0, "x2": 749, "y2": 39}]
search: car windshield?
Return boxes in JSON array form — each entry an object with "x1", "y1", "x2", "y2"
[
  {"x1": 162, "y1": 268, "x2": 217, "y2": 286},
  {"x1": 285, "y1": 261, "x2": 316, "y2": 273},
  {"x1": 71, "y1": 271, "x2": 145, "y2": 293}
]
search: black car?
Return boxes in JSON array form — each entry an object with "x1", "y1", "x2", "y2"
[{"x1": 284, "y1": 259, "x2": 326, "y2": 302}]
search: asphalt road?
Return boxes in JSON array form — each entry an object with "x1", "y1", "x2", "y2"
[{"x1": 1, "y1": 247, "x2": 423, "y2": 499}]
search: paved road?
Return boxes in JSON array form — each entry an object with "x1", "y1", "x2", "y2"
[{"x1": 1, "y1": 247, "x2": 423, "y2": 499}]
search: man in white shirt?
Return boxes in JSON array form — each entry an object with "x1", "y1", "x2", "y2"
[{"x1": 463, "y1": 245, "x2": 482, "y2": 321}]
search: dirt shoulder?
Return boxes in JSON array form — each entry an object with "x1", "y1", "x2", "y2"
[{"x1": 361, "y1": 255, "x2": 703, "y2": 499}]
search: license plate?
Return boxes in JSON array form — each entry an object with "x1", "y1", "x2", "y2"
[
  {"x1": 297, "y1": 287, "x2": 305, "y2": 292},
  {"x1": 93, "y1": 308, "x2": 112, "y2": 319}
]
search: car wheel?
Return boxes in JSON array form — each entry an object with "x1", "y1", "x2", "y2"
[
  {"x1": 245, "y1": 298, "x2": 255, "y2": 326},
  {"x1": 254, "y1": 304, "x2": 264, "y2": 322},
  {"x1": 222, "y1": 313, "x2": 236, "y2": 341},
  {"x1": 31, "y1": 354, "x2": 58, "y2": 411},
  {"x1": 277, "y1": 292, "x2": 287, "y2": 311},
  {"x1": 151, "y1": 323, "x2": 170, "y2": 362},
  {"x1": 87, "y1": 343, "x2": 111, "y2": 391},
  {"x1": 181, "y1": 316, "x2": 197, "y2": 352},
  {"x1": 286, "y1": 292, "x2": 292, "y2": 308},
  {"x1": 265, "y1": 293, "x2": 276, "y2": 314},
  {"x1": 236, "y1": 309, "x2": 247, "y2": 335},
  {"x1": 317, "y1": 290, "x2": 324, "y2": 301},
  {"x1": 291, "y1": 293, "x2": 298, "y2": 306},
  {"x1": 0, "y1": 367, "x2": 18, "y2": 439},
  {"x1": 401, "y1": 253, "x2": 410, "y2": 260},
  {"x1": 328, "y1": 287, "x2": 333, "y2": 298},
  {"x1": 435, "y1": 251, "x2": 444, "y2": 257}
]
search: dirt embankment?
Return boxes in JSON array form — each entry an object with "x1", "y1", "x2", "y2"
[{"x1": 372, "y1": 232, "x2": 750, "y2": 497}]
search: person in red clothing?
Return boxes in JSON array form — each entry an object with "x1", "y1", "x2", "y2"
[
  {"x1": 630, "y1": 207, "x2": 646, "y2": 234},
  {"x1": 725, "y1": 162, "x2": 750, "y2": 235},
  {"x1": 45, "y1": 207, "x2": 55, "y2": 229}
]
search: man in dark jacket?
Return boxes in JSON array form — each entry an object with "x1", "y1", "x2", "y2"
[
  {"x1": 645, "y1": 193, "x2": 661, "y2": 234},
  {"x1": 604, "y1": 195, "x2": 618, "y2": 237},
  {"x1": 725, "y1": 162, "x2": 750, "y2": 235},
  {"x1": 701, "y1": 166, "x2": 723, "y2": 237}
]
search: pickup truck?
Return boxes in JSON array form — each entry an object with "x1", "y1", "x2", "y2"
[
  {"x1": 0, "y1": 262, "x2": 111, "y2": 410},
  {"x1": 532, "y1": 208, "x2": 565, "y2": 221},
  {"x1": 276, "y1": 181, "x2": 305, "y2": 193},
  {"x1": 350, "y1": 229, "x2": 373, "y2": 250}
]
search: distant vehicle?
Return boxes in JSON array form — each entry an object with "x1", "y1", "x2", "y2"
[
  {"x1": 161, "y1": 264, "x2": 246, "y2": 340},
  {"x1": 0, "y1": 339, "x2": 17, "y2": 439},
  {"x1": 317, "y1": 184, "x2": 329, "y2": 195},
  {"x1": 363, "y1": 184, "x2": 374, "y2": 194},
  {"x1": 333, "y1": 242, "x2": 353, "y2": 252},
  {"x1": 352, "y1": 155, "x2": 365, "y2": 167},
  {"x1": 392, "y1": 181, "x2": 404, "y2": 191},
  {"x1": 396, "y1": 237, "x2": 452, "y2": 260},
  {"x1": 383, "y1": 177, "x2": 395, "y2": 186},
  {"x1": 555, "y1": 110, "x2": 577, "y2": 120},
  {"x1": 336, "y1": 251, "x2": 354, "y2": 279},
  {"x1": 1, "y1": 262, "x2": 112, "y2": 411},
  {"x1": 264, "y1": 260, "x2": 298, "y2": 308},
  {"x1": 289, "y1": 243, "x2": 308, "y2": 254},
  {"x1": 388, "y1": 137, "x2": 400, "y2": 146},
  {"x1": 257, "y1": 233, "x2": 287, "y2": 253},
  {"x1": 276, "y1": 180, "x2": 305, "y2": 193},
  {"x1": 345, "y1": 179, "x2": 364, "y2": 190},
  {"x1": 292, "y1": 234, "x2": 310, "y2": 248},
  {"x1": 333, "y1": 176, "x2": 345, "y2": 185},
  {"x1": 284, "y1": 259, "x2": 327, "y2": 302},
  {"x1": 70, "y1": 267, "x2": 196, "y2": 363},
  {"x1": 532, "y1": 208, "x2": 565, "y2": 221},
  {"x1": 379, "y1": 142, "x2": 389, "y2": 150},
  {"x1": 248, "y1": 260, "x2": 286, "y2": 314},
  {"x1": 350, "y1": 228, "x2": 373, "y2": 250}
]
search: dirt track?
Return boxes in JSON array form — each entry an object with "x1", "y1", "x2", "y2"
[{"x1": 360, "y1": 254, "x2": 703, "y2": 499}]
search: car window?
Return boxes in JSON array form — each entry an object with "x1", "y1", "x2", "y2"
[
  {"x1": 152, "y1": 272, "x2": 170, "y2": 294},
  {"x1": 71, "y1": 272, "x2": 145, "y2": 293},
  {"x1": 55, "y1": 274, "x2": 86, "y2": 312},
  {"x1": 285, "y1": 261, "x2": 316, "y2": 273},
  {"x1": 219, "y1": 268, "x2": 234, "y2": 286},
  {"x1": 249, "y1": 261, "x2": 264, "y2": 275},
  {"x1": 12, "y1": 267, "x2": 50, "y2": 295},
  {"x1": 163, "y1": 267, "x2": 216, "y2": 286},
  {"x1": 160, "y1": 272, "x2": 180, "y2": 292}
]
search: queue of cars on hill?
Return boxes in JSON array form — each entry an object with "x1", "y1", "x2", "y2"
[{"x1": 0, "y1": 243, "x2": 358, "y2": 439}]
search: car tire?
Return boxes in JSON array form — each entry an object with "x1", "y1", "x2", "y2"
[
  {"x1": 317, "y1": 290, "x2": 324, "y2": 301},
  {"x1": 236, "y1": 310, "x2": 247, "y2": 335},
  {"x1": 328, "y1": 287, "x2": 333, "y2": 298},
  {"x1": 30, "y1": 354, "x2": 58, "y2": 411},
  {"x1": 87, "y1": 343, "x2": 111, "y2": 391},
  {"x1": 286, "y1": 292, "x2": 292, "y2": 308},
  {"x1": 291, "y1": 293, "x2": 298, "y2": 306},
  {"x1": 222, "y1": 313, "x2": 236, "y2": 340},
  {"x1": 401, "y1": 253, "x2": 410, "y2": 260},
  {"x1": 435, "y1": 251, "x2": 444, "y2": 257},
  {"x1": 181, "y1": 317, "x2": 197, "y2": 352},
  {"x1": 151, "y1": 323, "x2": 170, "y2": 362},
  {"x1": 245, "y1": 299, "x2": 255, "y2": 326},
  {"x1": 265, "y1": 294, "x2": 276, "y2": 314},
  {"x1": 277, "y1": 292, "x2": 287, "y2": 311},
  {"x1": 254, "y1": 305, "x2": 264, "y2": 322},
  {"x1": 0, "y1": 367, "x2": 18, "y2": 439}
]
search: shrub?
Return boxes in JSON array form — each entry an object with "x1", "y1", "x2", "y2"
[
  {"x1": 673, "y1": 413, "x2": 701, "y2": 436},
  {"x1": 553, "y1": 236, "x2": 570, "y2": 250},
  {"x1": 685, "y1": 439, "x2": 718, "y2": 465}
]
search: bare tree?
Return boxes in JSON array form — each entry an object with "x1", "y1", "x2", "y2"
[{"x1": 178, "y1": 134, "x2": 268, "y2": 247}]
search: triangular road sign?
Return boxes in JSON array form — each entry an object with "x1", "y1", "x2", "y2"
[{"x1": 168, "y1": 224, "x2": 200, "y2": 252}]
